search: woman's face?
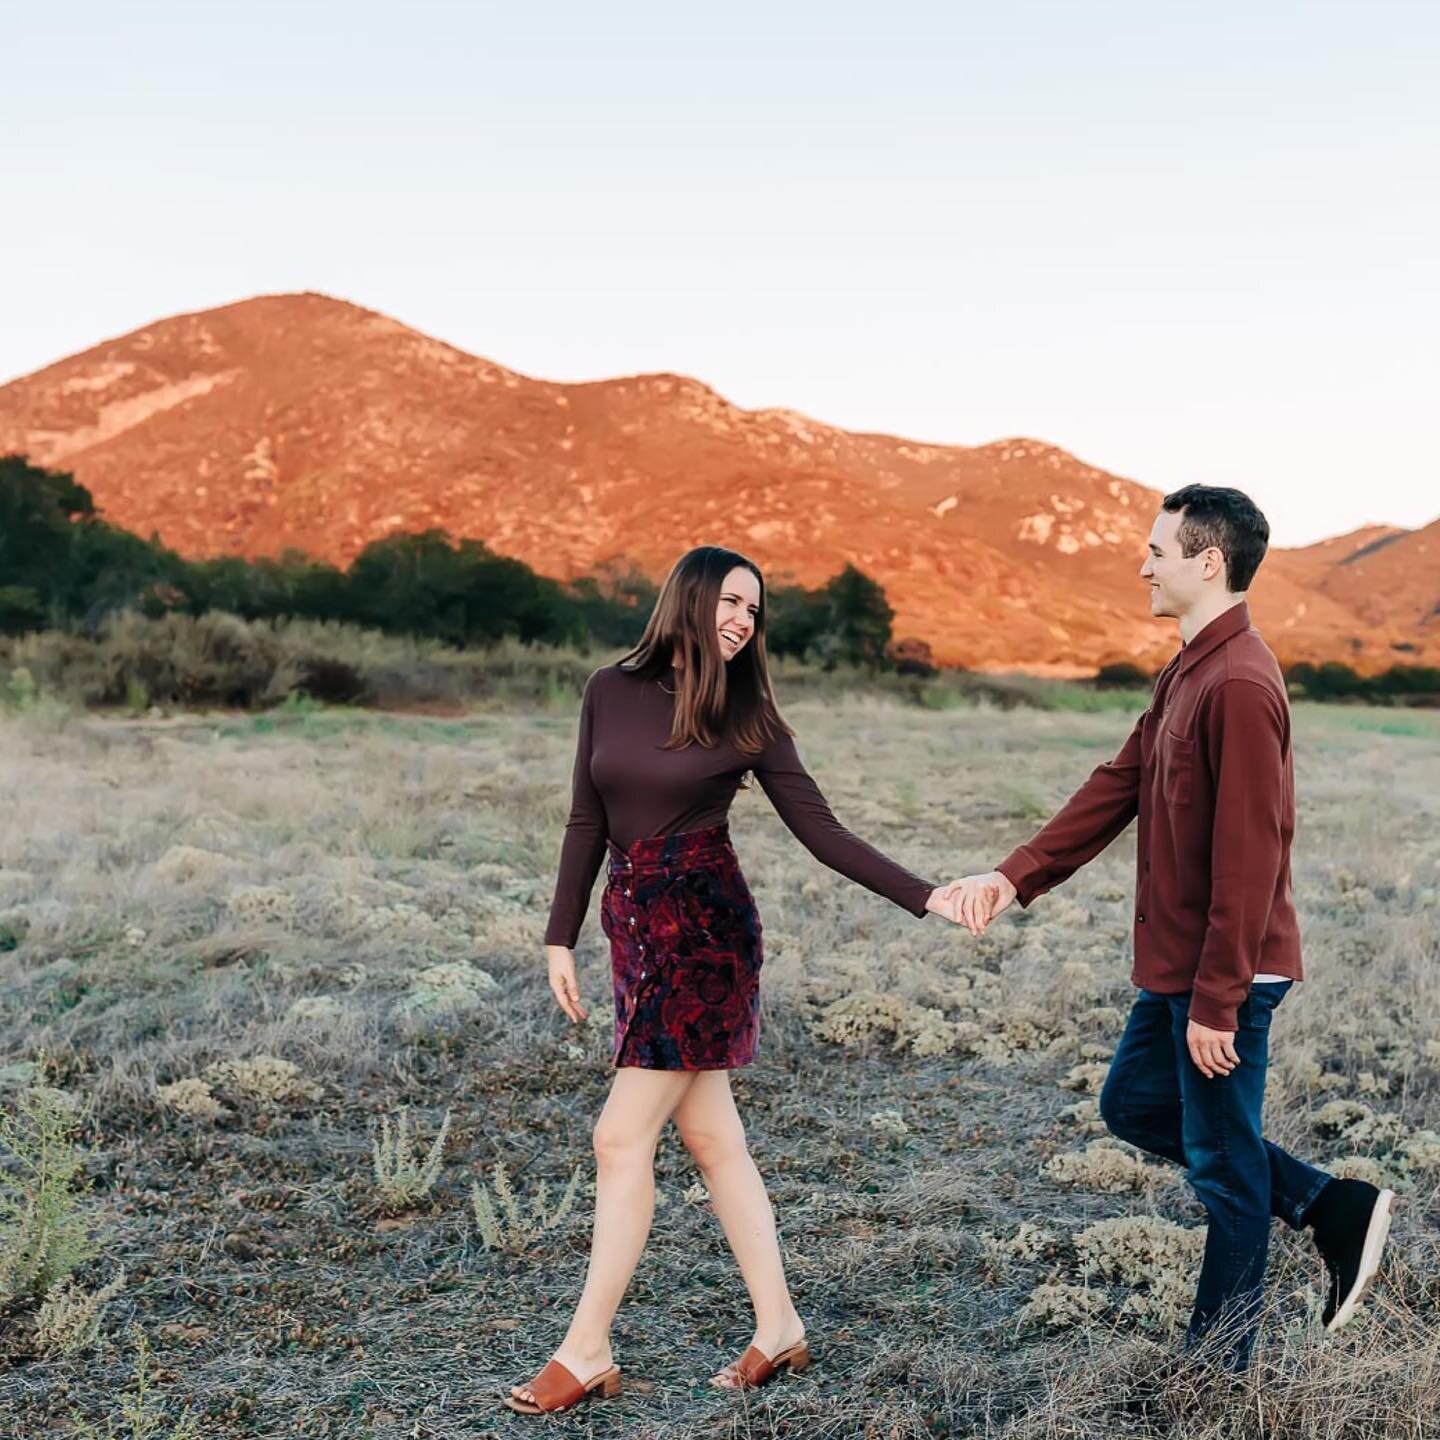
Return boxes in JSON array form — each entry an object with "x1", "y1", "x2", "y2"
[{"x1": 716, "y1": 566, "x2": 761, "y2": 660}]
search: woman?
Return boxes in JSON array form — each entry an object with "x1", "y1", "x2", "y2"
[{"x1": 505, "y1": 545, "x2": 962, "y2": 1416}]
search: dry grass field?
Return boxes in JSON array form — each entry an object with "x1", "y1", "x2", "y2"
[{"x1": 0, "y1": 687, "x2": 1437, "y2": 1439}]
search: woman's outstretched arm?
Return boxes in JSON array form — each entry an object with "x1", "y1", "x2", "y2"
[{"x1": 752, "y1": 731, "x2": 953, "y2": 920}]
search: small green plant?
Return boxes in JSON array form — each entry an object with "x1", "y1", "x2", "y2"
[
  {"x1": 472, "y1": 1159, "x2": 582, "y2": 1253},
  {"x1": 70, "y1": 1329, "x2": 200, "y2": 1439},
  {"x1": 3, "y1": 664, "x2": 39, "y2": 710},
  {"x1": 278, "y1": 689, "x2": 325, "y2": 716},
  {"x1": 36, "y1": 1268, "x2": 126, "y2": 1355},
  {"x1": 0, "y1": 1081, "x2": 97, "y2": 1303},
  {"x1": 123, "y1": 676, "x2": 150, "y2": 714},
  {"x1": 371, "y1": 1107, "x2": 451, "y2": 1211},
  {"x1": 997, "y1": 782, "x2": 1051, "y2": 820},
  {"x1": 541, "y1": 670, "x2": 580, "y2": 712}
]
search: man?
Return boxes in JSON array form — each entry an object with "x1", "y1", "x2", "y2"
[{"x1": 947, "y1": 485, "x2": 1394, "y2": 1371}]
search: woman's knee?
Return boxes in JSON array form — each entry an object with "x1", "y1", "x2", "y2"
[
  {"x1": 677, "y1": 1116, "x2": 747, "y2": 1173},
  {"x1": 592, "y1": 1113, "x2": 656, "y2": 1170}
]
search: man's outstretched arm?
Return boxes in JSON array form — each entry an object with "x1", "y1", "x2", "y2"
[{"x1": 945, "y1": 705, "x2": 1147, "y2": 933}]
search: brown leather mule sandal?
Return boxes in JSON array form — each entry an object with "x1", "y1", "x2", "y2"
[
  {"x1": 711, "y1": 1339, "x2": 811, "y2": 1390},
  {"x1": 502, "y1": 1358, "x2": 622, "y2": 1414}
]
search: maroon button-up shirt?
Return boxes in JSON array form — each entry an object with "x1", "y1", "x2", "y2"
[{"x1": 996, "y1": 602, "x2": 1302, "y2": 1031}]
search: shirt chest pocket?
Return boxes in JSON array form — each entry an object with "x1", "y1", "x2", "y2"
[{"x1": 1162, "y1": 730, "x2": 1196, "y2": 807}]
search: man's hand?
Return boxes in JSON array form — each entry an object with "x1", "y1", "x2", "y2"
[
  {"x1": 938, "y1": 871, "x2": 1018, "y2": 937},
  {"x1": 926, "y1": 887, "x2": 968, "y2": 927},
  {"x1": 545, "y1": 944, "x2": 588, "y2": 1024},
  {"x1": 1186, "y1": 1019, "x2": 1239, "y2": 1079}
]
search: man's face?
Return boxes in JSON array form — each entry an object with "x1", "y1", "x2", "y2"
[{"x1": 1139, "y1": 508, "x2": 1222, "y2": 618}]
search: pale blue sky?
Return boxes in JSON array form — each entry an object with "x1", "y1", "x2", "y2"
[{"x1": 4, "y1": 0, "x2": 1437, "y2": 545}]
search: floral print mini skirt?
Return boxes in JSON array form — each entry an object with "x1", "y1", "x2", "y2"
[{"x1": 600, "y1": 824, "x2": 763, "y2": 1070}]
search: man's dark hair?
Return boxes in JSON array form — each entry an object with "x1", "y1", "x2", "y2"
[{"x1": 1161, "y1": 484, "x2": 1270, "y2": 592}]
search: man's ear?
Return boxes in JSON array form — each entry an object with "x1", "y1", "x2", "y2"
[{"x1": 1203, "y1": 547, "x2": 1226, "y2": 582}]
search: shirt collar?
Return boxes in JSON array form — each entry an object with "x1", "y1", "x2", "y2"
[{"x1": 1177, "y1": 601, "x2": 1251, "y2": 674}]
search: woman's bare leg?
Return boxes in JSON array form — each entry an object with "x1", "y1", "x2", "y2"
[
  {"x1": 672, "y1": 1071, "x2": 805, "y2": 1383},
  {"x1": 511, "y1": 1066, "x2": 695, "y2": 1403}
]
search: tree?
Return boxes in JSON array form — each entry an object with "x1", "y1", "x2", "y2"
[
  {"x1": 179, "y1": 551, "x2": 348, "y2": 622},
  {"x1": 1094, "y1": 661, "x2": 1151, "y2": 689},
  {"x1": 561, "y1": 563, "x2": 658, "y2": 649},
  {"x1": 0, "y1": 586, "x2": 45, "y2": 636},
  {"x1": 68, "y1": 522, "x2": 185, "y2": 623},
  {"x1": 823, "y1": 564, "x2": 895, "y2": 668},
  {"x1": 0, "y1": 455, "x2": 96, "y2": 625},
  {"x1": 764, "y1": 583, "x2": 830, "y2": 662},
  {"x1": 766, "y1": 565, "x2": 896, "y2": 669},
  {"x1": 0, "y1": 455, "x2": 185, "y2": 628},
  {"x1": 344, "y1": 531, "x2": 575, "y2": 646}
]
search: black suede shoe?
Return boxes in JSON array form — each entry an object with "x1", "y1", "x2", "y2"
[{"x1": 1306, "y1": 1178, "x2": 1396, "y2": 1331}]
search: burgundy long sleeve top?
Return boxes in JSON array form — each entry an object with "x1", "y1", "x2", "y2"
[
  {"x1": 996, "y1": 602, "x2": 1303, "y2": 1032},
  {"x1": 544, "y1": 663, "x2": 937, "y2": 946}
]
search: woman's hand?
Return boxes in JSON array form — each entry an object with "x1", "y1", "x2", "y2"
[
  {"x1": 546, "y1": 944, "x2": 588, "y2": 1024},
  {"x1": 925, "y1": 887, "x2": 962, "y2": 925}
]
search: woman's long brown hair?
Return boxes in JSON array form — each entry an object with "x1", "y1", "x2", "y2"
[{"x1": 618, "y1": 546, "x2": 792, "y2": 755}]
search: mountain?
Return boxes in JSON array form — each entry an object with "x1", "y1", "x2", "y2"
[
  {"x1": 1272, "y1": 524, "x2": 1408, "y2": 584},
  {"x1": 1, "y1": 292, "x2": 1433, "y2": 674},
  {"x1": 1304, "y1": 520, "x2": 1437, "y2": 638}
]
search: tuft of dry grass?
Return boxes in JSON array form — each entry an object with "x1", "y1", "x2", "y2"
[{"x1": 1044, "y1": 1138, "x2": 1159, "y2": 1192}]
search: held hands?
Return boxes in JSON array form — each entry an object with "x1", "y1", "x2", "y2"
[
  {"x1": 928, "y1": 871, "x2": 1018, "y2": 937},
  {"x1": 545, "y1": 944, "x2": 588, "y2": 1024}
]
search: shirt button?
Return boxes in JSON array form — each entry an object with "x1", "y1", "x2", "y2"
[
  {"x1": 1137, "y1": 914, "x2": 1146, "y2": 924},
  {"x1": 629, "y1": 916, "x2": 636, "y2": 926}
]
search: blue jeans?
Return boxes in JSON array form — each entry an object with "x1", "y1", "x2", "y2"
[{"x1": 1098, "y1": 982, "x2": 1331, "y2": 1371}]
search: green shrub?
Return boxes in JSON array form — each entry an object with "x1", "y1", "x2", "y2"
[
  {"x1": 1287, "y1": 660, "x2": 1440, "y2": 705},
  {"x1": 768, "y1": 564, "x2": 896, "y2": 669},
  {"x1": 292, "y1": 654, "x2": 368, "y2": 704},
  {"x1": 0, "y1": 585, "x2": 46, "y2": 636},
  {"x1": 3, "y1": 664, "x2": 39, "y2": 710},
  {"x1": 0, "y1": 1082, "x2": 97, "y2": 1303},
  {"x1": 70, "y1": 1329, "x2": 200, "y2": 1439},
  {"x1": 1094, "y1": 661, "x2": 1151, "y2": 688}
]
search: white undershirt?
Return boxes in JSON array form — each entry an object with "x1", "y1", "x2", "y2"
[{"x1": 1252, "y1": 973, "x2": 1288, "y2": 983}]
